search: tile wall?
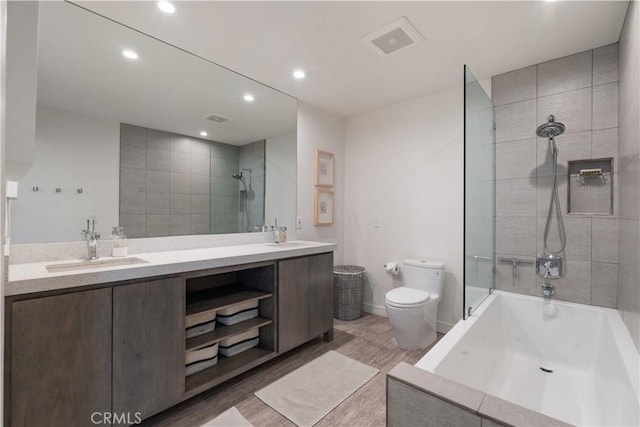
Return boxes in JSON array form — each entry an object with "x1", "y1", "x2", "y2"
[
  {"x1": 492, "y1": 44, "x2": 620, "y2": 307},
  {"x1": 119, "y1": 124, "x2": 240, "y2": 237}
]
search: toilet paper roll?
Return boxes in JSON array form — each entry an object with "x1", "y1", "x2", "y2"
[{"x1": 385, "y1": 262, "x2": 400, "y2": 276}]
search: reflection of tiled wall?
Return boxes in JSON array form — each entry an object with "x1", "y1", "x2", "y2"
[
  {"x1": 210, "y1": 143, "x2": 240, "y2": 234},
  {"x1": 492, "y1": 44, "x2": 619, "y2": 307},
  {"x1": 618, "y1": 1, "x2": 640, "y2": 350},
  {"x1": 119, "y1": 124, "x2": 215, "y2": 237},
  {"x1": 238, "y1": 140, "x2": 266, "y2": 231}
]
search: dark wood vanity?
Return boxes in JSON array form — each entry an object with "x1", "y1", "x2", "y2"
[{"x1": 4, "y1": 252, "x2": 334, "y2": 426}]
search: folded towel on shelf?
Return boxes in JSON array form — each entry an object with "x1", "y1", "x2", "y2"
[
  {"x1": 219, "y1": 328, "x2": 259, "y2": 357},
  {"x1": 217, "y1": 300, "x2": 259, "y2": 326}
]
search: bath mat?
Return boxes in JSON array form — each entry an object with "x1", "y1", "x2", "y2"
[
  {"x1": 254, "y1": 350, "x2": 379, "y2": 426},
  {"x1": 201, "y1": 407, "x2": 253, "y2": 427}
]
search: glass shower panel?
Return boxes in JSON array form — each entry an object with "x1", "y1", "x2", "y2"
[{"x1": 463, "y1": 65, "x2": 495, "y2": 319}]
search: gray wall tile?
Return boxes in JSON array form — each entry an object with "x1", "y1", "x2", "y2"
[
  {"x1": 146, "y1": 171, "x2": 170, "y2": 194},
  {"x1": 496, "y1": 216, "x2": 537, "y2": 256},
  {"x1": 120, "y1": 191, "x2": 146, "y2": 214},
  {"x1": 146, "y1": 214, "x2": 170, "y2": 237},
  {"x1": 555, "y1": 259, "x2": 591, "y2": 304},
  {"x1": 592, "y1": 82, "x2": 619, "y2": 130},
  {"x1": 592, "y1": 128, "x2": 618, "y2": 159},
  {"x1": 147, "y1": 148, "x2": 171, "y2": 172},
  {"x1": 191, "y1": 215, "x2": 210, "y2": 235},
  {"x1": 536, "y1": 131, "x2": 592, "y2": 177},
  {"x1": 171, "y1": 193, "x2": 191, "y2": 214},
  {"x1": 191, "y1": 195, "x2": 211, "y2": 215},
  {"x1": 191, "y1": 175, "x2": 210, "y2": 195},
  {"x1": 191, "y1": 139, "x2": 211, "y2": 156},
  {"x1": 170, "y1": 152, "x2": 191, "y2": 174},
  {"x1": 591, "y1": 262, "x2": 618, "y2": 308},
  {"x1": 146, "y1": 192, "x2": 170, "y2": 215},
  {"x1": 119, "y1": 214, "x2": 145, "y2": 238},
  {"x1": 537, "y1": 216, "x2": 591, "y2": 261},
  {"x1": 170, "y1": 173, "x2": 190, "y2": 194},
  {"x1": 120, "y1": 144, "x2": 146, "y2": 169},
  {"x1": 170, "y1": 214, "x2": 191, "y2": 235},
  {"x1": 592, "y1": 218, "x2": 618, "y2": 263},
  {"x1": 495, "y1": 139, "x2": 536, "y2": 180},
  {"x1": 538, "y1": 50, "x2": 592, "y2": 97},
  {"x1": 494, "y1": 254, "x2": 537, "y2": 296},
  {"x1": 211, "y1": 157, "x2": 228, "y2": 177},
  {"x1": 191, "y1": 155, "x2": 210, "y2": 176},
  {"x1": 495, "y1": 99, "x2": 537, "y2": 143},
  {"x1": 496, "y1": 179, "x2": 536, "y2": 217},
  {"x1": 491, "y1": 66, "x2": 537, "y2": 107},
  {"x1": 120, "y1": 168, "x2": 146, "y2": 193},
  {"x1": 171, "y1": 135, "x2": 191, "y2": 153},
  {"x1": 146, "y1": 129, "x2": 172, "y2": 151},
  {"x1": 536, "y1": 174, "x2": 568, "y2": 217},
  {"x1": 619, "y1": 100, "x2": 639, "y2": 171},
  {"x1": 619, "y1": 157, "x2": 639, "y2": 220},
  {"x1": 537, "y1": 87, "x2": 592, "y2": 134},
  {"x1": 593, "y1": 43, "x2": 619, "y2": 86},
  {"x1": 120, "y1": 124, "x2": 147, "y2": 147}
]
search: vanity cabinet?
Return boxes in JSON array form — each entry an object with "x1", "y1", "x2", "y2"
[
  {"x1": 278, "y1": 252, "x2": 334, "y2": 353},
  {"x1": 8, "y1": 288, "x2": 112, "y2": 427},
  {"x1": 112, "y1": 277, "x2": 184, "y2": 421}
]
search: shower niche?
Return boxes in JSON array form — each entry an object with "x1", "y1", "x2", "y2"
[{"x1": 567, "y1": 158, "x2": 614, "y2": 215}]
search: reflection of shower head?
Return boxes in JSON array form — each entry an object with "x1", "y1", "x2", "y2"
[
  {"x1": 232, "y1": 172, "x2": 244, "y2": 181},
  {"x1": 536, "y1": 115, "x2": 566, "y2": 138}
]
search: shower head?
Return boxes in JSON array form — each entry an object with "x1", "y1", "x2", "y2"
[
  {"x1": 536, "y1": 115, "x2": 566, "y2": 138},
  {"x1": 232, "y1": 172, "x2": 244, "y2": 181}
]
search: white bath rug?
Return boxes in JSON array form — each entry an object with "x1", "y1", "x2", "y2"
[
  {"x1": 254, "y1": 350, "x2": 379, "y2": 426},
  {"x1": 201, "y1": 407, "x2": 253, "y2": 427}
]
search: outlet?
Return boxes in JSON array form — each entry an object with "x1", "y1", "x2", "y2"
[{"x1": 296, "y1": 216, "x2": 303, "y2": 229}]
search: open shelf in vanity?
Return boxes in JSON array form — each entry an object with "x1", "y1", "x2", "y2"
[{"x1": 183, "y1": 261, "x2": 277, "y2": 396}]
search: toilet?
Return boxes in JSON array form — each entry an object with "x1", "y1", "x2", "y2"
[{"x1": 385, "y1": 259, "x2": 445, "y2": 350}]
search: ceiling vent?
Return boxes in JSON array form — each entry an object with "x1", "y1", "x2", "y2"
[
  {"x1": 362, "y1": 17, "x2": 424, "y2": 57},
  {"x1": 204, "y1": 113, "x2": 232, "y2": 123}
]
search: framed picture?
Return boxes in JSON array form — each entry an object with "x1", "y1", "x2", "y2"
[
  {"x1": 314, "y1": 150, "x2": 335, "y2": 187},
  {"x1": 314, "y1": 188, "x2": 334, "y2": 225}
]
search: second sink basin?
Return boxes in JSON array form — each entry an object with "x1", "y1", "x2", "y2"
[{"x1": 46, "y1": 257, "x2": 148, "y2": 273}]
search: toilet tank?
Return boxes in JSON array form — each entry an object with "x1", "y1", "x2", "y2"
[{"x1": 403, "y1": 259, "x2": 445, "y2": 297}]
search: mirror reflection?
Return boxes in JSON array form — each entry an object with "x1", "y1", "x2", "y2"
[{"x1": 11, "y1": 1, "x2": 297, "y2": 243}]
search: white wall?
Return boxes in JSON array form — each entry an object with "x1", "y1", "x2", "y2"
[
  {"x1": 12, "y1": 106, "x2": 120, "y2": 243},
  {"x1": 296, "y1": 103, "x2": 345, "y2": 264},
  {"x1": 344, "y1": 86, "x2": 468, "y2": 331},
  {"x1": 0, "y1": 0, "x2": 7, "y2": 417},
  {"x1": 265, "y1": 131, "x2": 296, "y2": 231}
]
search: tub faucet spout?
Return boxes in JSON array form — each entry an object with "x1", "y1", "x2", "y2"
[{"x1": 542, "y1": 281, "x2": 555, "y2": 299}]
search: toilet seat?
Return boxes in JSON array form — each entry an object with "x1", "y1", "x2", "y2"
[{"x1": 385, "y1": 287, "x2": 430, "y2": 308}]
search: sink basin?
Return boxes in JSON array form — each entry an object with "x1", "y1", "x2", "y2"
[
  {"x1": 265, "y1": 241, "x2": 312, "y2": 248},
  {"x1": 46, "y1": 257, "x2": 148, "y2": 273}
]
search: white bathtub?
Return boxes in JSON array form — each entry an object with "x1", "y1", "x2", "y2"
[{"x1": 416, "y1": 291, "x2": 640, "y2": 426}]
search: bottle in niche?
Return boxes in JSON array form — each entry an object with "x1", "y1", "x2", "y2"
[{"x1": 111, "y1": 226, "x2": 128, "y2": 257}]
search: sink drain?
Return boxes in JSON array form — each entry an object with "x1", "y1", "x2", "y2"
[{"x1": 539, "y1": 367, "x2": 553, "y2": 373}]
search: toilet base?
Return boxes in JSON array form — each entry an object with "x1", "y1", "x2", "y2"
[{"x1": 386, "y1": 301, "x2": 438, "y2": 350}]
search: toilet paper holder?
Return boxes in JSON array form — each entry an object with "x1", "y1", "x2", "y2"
[{"x1": 384, "y1": 262, "x2": 400, "y2": 275}]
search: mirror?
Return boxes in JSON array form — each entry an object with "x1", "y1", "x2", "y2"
[{"x1": 10, "y1": 2, "x2": 297, "y2": 243}]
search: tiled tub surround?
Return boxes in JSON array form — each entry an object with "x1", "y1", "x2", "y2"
[
  {"x1": 6, "y1": 239, "x2": 335, "y2": 296},
  {"x1": 237, "y1": 140, "x2": 266, "y2": 232},
  {"x1": 388, "y1": 291, "x2": 639, "y2": 427},
  {"x1": 120, "y1": 123, "x2": 250, "y2": 237},
  {"x1": 492, "y1": 44, "x2": 620, "y2": 307}
]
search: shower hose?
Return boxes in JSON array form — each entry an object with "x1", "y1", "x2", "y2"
[{"x1": 543, "y1": 137, "x2": 567, "y2": 255}]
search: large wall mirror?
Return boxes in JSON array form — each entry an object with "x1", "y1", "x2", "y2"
[{"x1": 11, "y1": 1, "x2": 297, "y2": 244}]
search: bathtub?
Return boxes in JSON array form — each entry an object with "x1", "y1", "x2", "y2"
[{"x1": 416, "y1": 291, "x2": 640, "y2": 426}]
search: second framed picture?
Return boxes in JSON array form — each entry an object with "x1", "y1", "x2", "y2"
[
  {"x1": 314, "y1": 149, "x2": 334, "y2": 187},
  {"x1": 314, "y1": 188, "x2": 334, "y2": 225}
]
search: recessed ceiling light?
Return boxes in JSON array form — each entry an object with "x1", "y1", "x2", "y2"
[
  {"x1": 122, "y1": 50, "x2": 139, "y2": 60},
  {"x1": 243, "y1": 94, "x2": 255, "y2": 102},
  {"x1": 157, "y1": 1, "x2": 176, "y2": 13},
  {"x1": 200, "y1": 131, "x2": 208, "y2": 137},
  {"x1": 293, "y1": 69, "x2": 306, "y2": 79}
]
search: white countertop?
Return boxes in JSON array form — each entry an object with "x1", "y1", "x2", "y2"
[{"x1": 5, "y1": 240, "x2": 337, "y2": 296}]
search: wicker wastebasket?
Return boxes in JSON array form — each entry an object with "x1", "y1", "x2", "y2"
[{"x1": 333, "y1": 265, "x2": 366, "y2": 321}]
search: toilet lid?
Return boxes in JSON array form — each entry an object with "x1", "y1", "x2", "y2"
[{"x1": 386, "y1": 288, "x2": 430, "y2": 308}]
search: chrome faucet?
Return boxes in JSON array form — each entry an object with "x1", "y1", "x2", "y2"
[
  {"x1": 541, "y1": 261, "x2": 556, "y2": 298},
  {"x1": 81, "y1": 218, "x2": 100, "y2": 260},
  {"x1": 271, "y1": 218, "x2": 279, "y2": 243}
]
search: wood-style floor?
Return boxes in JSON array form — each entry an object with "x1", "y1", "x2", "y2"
[{"x1": 141, "y1": 314, "x2": 441, "y2": 427}]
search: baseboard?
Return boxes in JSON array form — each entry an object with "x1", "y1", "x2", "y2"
[
  {"x1": 363, "y1": 303, "x2": 455, "y2": 335},
  {"x1": 363, "y1": 302, "x2": 387, "y2": 317}
]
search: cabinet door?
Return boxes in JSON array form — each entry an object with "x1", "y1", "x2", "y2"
[
  {"x1": 10, "y1": 288, "x2": 112, "y2": 427},
  {"x1": 308, "y1": 252, "x2": 334, "y2": 338},
  {"x1": 278, "y1": 257, "x2": 310, "y2": 352},
  {"x1": 112, "y1": 277, "x2": 184, "y2": 421}
]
